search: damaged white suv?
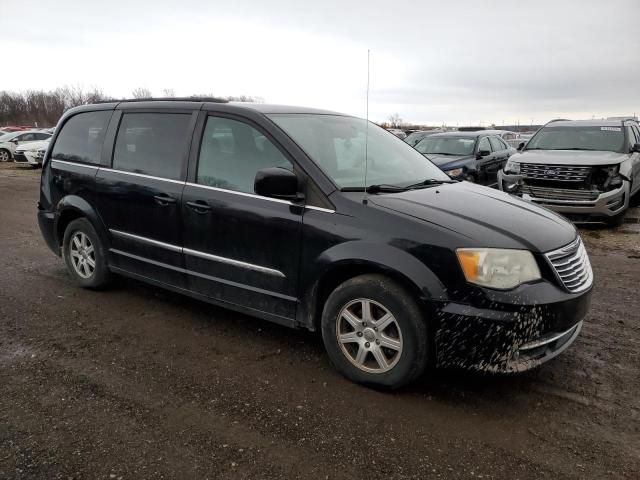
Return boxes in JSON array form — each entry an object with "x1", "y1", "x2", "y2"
[{"x1": 498, "y1": 119, "x2": 640, "y2": 226}]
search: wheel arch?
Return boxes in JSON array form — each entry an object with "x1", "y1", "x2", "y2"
[
  {"x1": 297, "y1": 242, "x2": 447, "y2": 332},
  {"x1": 54, "y1": 195, "x2": 110, "y2": 250}
]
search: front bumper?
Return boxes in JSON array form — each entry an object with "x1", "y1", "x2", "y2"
[
  {"x1": 434, "y1": 285, "x2": 592, "y2": 373},
  {"x1": 498, "y1": 170, "x2": 629, "y2": 219},
  {"x1": 13, "y1": 151, "x2": 40, "y2": 165}
]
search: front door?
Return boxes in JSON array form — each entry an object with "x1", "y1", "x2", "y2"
[
  {"x1": 182, "y1": 114, "x2": 303, "y2": 323},
  {"x1": 94, "y1": 111, "x2": 195, "y2": 288}
]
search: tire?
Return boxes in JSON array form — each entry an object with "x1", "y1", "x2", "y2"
[
  {"x1": 62, "y1": 218, "x2": 110, "y2": 288},
  {"x1": 321, "y1": 274, "x2": 429, "y2": 389},
  {"x1": 0, "y1": 149, "x2": 11, "y2": 162}
]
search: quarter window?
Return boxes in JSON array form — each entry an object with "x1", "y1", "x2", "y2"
[
  {"x1": 113, "y1": 113, "x2": 191, "y2": 180},
  {"x1": 51, "y1": 111, "x2": 112, "y2": 164},
  {"x1": 197, "y1": 116, "x2": 292, "y2": 194}
]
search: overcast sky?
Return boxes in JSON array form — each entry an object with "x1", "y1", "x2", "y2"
[{"x1": 2, "y1": 0, "x2": 639, "y2": 125}]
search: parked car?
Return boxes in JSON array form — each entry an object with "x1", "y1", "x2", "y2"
[
  {"x1": 0, "y1": 130, "x2": 52, "y2": 161},
  {"x1": 482, "y1": 129, "x2": 526, "y2": 149},
  {"x1": 498, "y1": 119, "x2": 640, "y2": 226},
  {"x1": 387, "y1": 128, "x2": 407, "y2": 140},
  {"x1": 13, "y1": 139, "x2": 50, "y2": 166},
  {"x1": 404, "y1": 129, "x2": 445, "y2": 147},
  {"x1": 414, "y1": 131, "x2": 516, "y2": 185},
  {"x1": 38, "y1": 100, "x2": 592, "y2": 389}
]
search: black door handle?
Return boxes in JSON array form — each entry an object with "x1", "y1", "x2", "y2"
[
  {"x1": 186, "y1": 200, "x2": 212, "y2": 213},
  {"x1": 154, "y1": 194, "x2": 177, "y2": 206}
]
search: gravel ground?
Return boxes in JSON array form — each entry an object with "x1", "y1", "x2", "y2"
[{"x1": 0, "y1": 163, "x2": 639, "y2": 479}]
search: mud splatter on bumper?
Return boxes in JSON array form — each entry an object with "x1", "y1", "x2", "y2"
[{"x1": 433, "y1": 289, "x2": 591, "y2": 372}]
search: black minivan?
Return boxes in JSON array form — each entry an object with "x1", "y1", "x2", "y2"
[{"x1": 38, "y1": 99, "x2": 593, "y2": 388}]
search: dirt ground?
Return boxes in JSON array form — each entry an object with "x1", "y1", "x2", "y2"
[{"x1": 1, "y1": 163, "x2": 639, "y2": 479}]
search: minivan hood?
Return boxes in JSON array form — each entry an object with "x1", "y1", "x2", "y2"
[
  {"x1": 515, "y1": 149, "x2": 628, "y2": 166},
  {"x1": 369, "y1": 182, "x2": 576, "y2": 253}
]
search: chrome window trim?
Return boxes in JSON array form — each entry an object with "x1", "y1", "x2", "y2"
[
  {"x1": 109, "y1": 229, "x2": 182, "y2": 252},
  {"x1": 185, "y1": 182, "x2": 293, "y2": 205},
  {"x1": 183, "y1": 248, "x2": 285, "y2": 278},
  {"x1": 109, "y1": 229, "x2": 285, "y2": 278},
  {"x1": 305, "y1": 205, "x2": 336, "y2": 214},
  {"x1": 185, "y1": 182, "x2": 335, "y2": 213},
  {"x1": 99, "y1": 167, "x2": 185, "y2": 185},
  {"x1": 51, "y1": 159, "x2": 99, "y2": 169}
]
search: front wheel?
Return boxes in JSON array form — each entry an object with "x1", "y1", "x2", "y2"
[
  {"x1": 321, "y1": 274, "x2": 429, "y2": 389},
  {"x1": 0, "y1": 149, "x2": 11, "y2": 162}
]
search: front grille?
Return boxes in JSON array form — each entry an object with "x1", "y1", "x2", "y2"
[
  {"x1": 546, "y1": 237, "x2": 593, "y2": 293},
  {"x1": 520, "y1": 163, "x2": 591, "y2": 182},
  {"x1": 520, "y1": 185, "x2": 600, "y2": 202}
]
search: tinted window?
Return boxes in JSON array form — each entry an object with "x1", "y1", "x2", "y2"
[
  {"x1": 626, "y1": 127, "x2": 638, "y2": 147},
  {"x1": 633, "y1": 126, "x2": 640, "y2": 145},
  {"x1": 34, "y1": 132, "x2": 50, "y2": 140},
  {"x1": 526, "y1": 125, "x2": 624, "y2": 152},
  {"x1": 489, "y1": 136, "x2": 504, "y2": 152},
  {"x1": 197, "y1": 116, "x2": 292, "y2": 193},
  {"x1": 52, "y1": 111, "x2": 112, "y2": 164},
  {"x1": 113, "y1": 113, "x2": 191, "y2": 180},
  {"x1": 478, "y1": 137, "x2": 491, "y2": 152}
]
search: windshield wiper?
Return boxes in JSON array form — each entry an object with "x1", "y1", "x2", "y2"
[
  {"x1": 365, "y1": 184, "x2": 409, "y2": 193},
  {"x1": 404, "y1": 179, "x2": 457, "y2": 189}
]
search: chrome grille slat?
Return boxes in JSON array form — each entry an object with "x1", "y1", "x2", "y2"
[
  {"x1": 520, "y1": 185, "x2": 600, "y2": 202},
  {"x1": 520, "y1": 163, "x2": 592, "y2": 182},
  {"x1": 545, "y1": 237, "x2": 593, "y2": 293}
]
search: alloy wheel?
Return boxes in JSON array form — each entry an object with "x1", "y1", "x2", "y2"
[
  {"x1": 69, "y1": 232, "x2": 96, "y2": 279},
  {"x1": 336, "y1": 298, "x2": 403, "y2": 373},
  {"x1": 0, "y1": 150, "x2": 9, "y2": 162}
]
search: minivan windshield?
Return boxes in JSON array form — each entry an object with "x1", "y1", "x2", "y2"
[
  {"x1": 415, "y1": 136, "x2": 476, "y2": 156},
  {"x1": 525, "y1": 126, "x2": 625, "y2": 152},
  {"x1": 268, "y1": 114, "x2": 450, "y2": 189}
]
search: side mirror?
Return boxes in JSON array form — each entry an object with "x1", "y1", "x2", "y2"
[
  {"x1": 477, "y1": 149, "x2": 490, "y2": 158},
  {"x1": 11, "y1": 139, "x2": 19, "y2": 144},
  {"x1": 517, "y1": 142, "x2": 525, "y2": 151},
  {"x1": 254, "y1": 167, "x2": 302, "y2": 201},
  {"x1": 632, "y1": 143, "x2": 640, "y2": 153}
]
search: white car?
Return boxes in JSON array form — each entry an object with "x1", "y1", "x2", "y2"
[
  {"x1": 0, "y1": 130, "x2": 52, "y2": 162},
  {"x1": 13, "y1": 139, "x2": 50, "y2": 166}
]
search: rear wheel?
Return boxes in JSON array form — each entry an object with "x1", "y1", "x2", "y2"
[
  {"x1": 62, "y1": 218, "x2": 110, "y2": 288},
  {"x1": 0, "y1": 149, "x2": 10, "y2": 162},
  {"x1": 321, "y1": 274, "x2": 429, "y2": 389}
]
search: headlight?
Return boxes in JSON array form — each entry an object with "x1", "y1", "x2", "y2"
[
  {"x1": 445, "y1": 168, "x2": 463, "y2": 177},
  {"x1": 504, "y1": 159, "x2": 520, "y2": 174},
  {"x1": 456, "y1": 248, "x2": 541, "y2": 289}
]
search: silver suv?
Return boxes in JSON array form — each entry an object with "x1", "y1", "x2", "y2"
[{"x1": 498, "y1": 119, "x2": 640, "y2": 226}]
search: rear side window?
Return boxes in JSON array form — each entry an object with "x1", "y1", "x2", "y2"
[
  {"x1": 113, "y1": 113, "x2": 191, "y2": 180},
  {"x1": 197, "y1": 116, "x2": 292, "y2": 193},
  {"x1": 51, "y1": 111, "x2": 112, "y2": 164}
]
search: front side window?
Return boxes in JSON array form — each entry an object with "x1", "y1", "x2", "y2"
[
  {"x1": 489, "y1": 137, "x2": 504, "y2": 152},
  {"x1": 197, "y1": 116, "x2": 292, "y2": 193},
  {"x1": 525, "y1": 125, "x2": 625, "y2": 152},
  {"x1": 415, "y1": 136, "x2": 477, "y2": 156},
  {"x1": 270, "y1": 114, "x2": 450, "y2": 189},
  {"x1": 478, "y1": 137, "x2": 491, "y2": 153},
  {"x1": 20, "y1": 133, "x2": 35, "y2": 142},
  {"x1": 51, "y1": 111, "x2": 112, "y2": 164},
  {"x1": 113, "y1": 113, "x2": 191, "y2": 180}
]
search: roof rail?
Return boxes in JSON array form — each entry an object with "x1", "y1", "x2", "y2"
[{"x1": 94, "y1": 97, "x2": 229, "y2": 104}]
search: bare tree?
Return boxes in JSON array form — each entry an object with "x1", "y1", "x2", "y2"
[
  {"x1": 131, "y1": 87, "x2": 153, "y2": 99},
  {"x1": 388, "y1": 113, "x2": 403, "y2": 128},
  {"x1": 161, "y1": 88, "x2": 175, "y2": 98}
]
